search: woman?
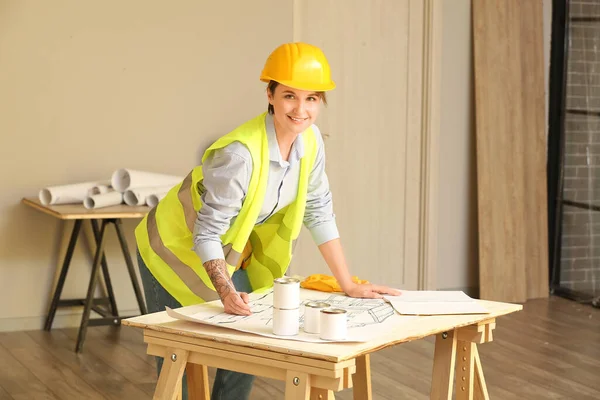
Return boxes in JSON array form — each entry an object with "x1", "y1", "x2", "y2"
[{"x1": 135, "y1": 42, "x2": 400, "y2": 400}]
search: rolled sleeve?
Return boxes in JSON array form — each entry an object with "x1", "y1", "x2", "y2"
[
  {"x1": 303, "y1": 125, "x2": 340, "y2": 245},
  {"x1": 195, "y1": 241, "x2": 226, "y2": 264},
  {"x1": 193, "y1": 142, "x2": 251, "y2": 262},
  {"x1": 309, "y1": 220, "x2": 340, "y2": 245}
]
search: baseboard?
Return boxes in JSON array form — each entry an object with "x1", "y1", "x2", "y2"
[{"x1": 0, "y1": 307, "x2": 142, "y2": 333}]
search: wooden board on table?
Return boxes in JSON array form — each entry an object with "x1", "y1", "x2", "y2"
[
  {"x1": 123, "y1": 300, "x2": 522, "y2": 363},
  {"x1": 21, "y1": 197, "x2": 150, "y2": 220}
]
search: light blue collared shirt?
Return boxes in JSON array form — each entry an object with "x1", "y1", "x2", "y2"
[{"x1": 193, "y1": 113, "x2": 339, "y2": 263}]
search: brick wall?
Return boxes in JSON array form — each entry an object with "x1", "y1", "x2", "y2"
[{"x1": 560, "y1": 0, "x2": 600, "y2": 295}]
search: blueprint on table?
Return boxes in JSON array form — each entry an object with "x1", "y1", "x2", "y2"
[{"x1": 165, "y1": 288, "x2": 416, "y2": 343}]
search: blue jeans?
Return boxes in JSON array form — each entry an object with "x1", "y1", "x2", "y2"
[{"x1": 137, "y1": 250, "x2": 255, "y2": 400}]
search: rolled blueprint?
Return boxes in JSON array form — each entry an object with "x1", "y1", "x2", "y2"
[
  {"x1": 146, "y1": 191, "x2": 169, "y2": 208},
  {"x1": 123, "y1": 185, "x2": 175, "y2": 206},
  {"x1": 272, "y1": 307, "x2": 299, "y2": 336},
  {"x1": 39, "y1": 181, "x2": 110, "y2": 205},
  {"x1": 320, "y1": 308, "x2": 347, "y2": 341},
  {"x1": 273, "y1": 277, "x2": 300, "y2": 310},
  {"x1": 88, "y1": 185, "x2": 112, "y2": 196},
  {"x1": 111, "y1": 168, "x2": 182, "y2": 192},
  {"x1": 303, "y1": 301, "x2": 330, "y2": 334},
  {"x1": 83, "y1": 191, "x2": 123, "y2": 209}
]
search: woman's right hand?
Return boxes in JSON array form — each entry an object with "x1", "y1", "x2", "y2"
[
  {"x1": 203, "y1": 258, "x2": 252, "y2": 316},
  {"x1": 222, "y1": 291, "x2": 252, "y2": 316}
]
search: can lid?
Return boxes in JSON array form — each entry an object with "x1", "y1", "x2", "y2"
[
  {"x1": 321, "y1": 308, "x2": 347, "y2": 314},
  {"x1": 305, "y1": 301, "x2": 330, "y2": 308},
  {"x1": 274, "y1": 277, "x2": 300, "y2": 285}
]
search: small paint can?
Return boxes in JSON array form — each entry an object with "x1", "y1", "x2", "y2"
[
  {"x1": 320, "y1": 308, "x2": 348, "y2": 341},
  {"x1": 273, "y1": 277, "x2": 300, "y2": 310},
  {"x1": 303, "y1": 301, "x2": 330, "y2": 334},
  {"x1": 272, "y1": 307, "x2": 299, "y2": 336}
]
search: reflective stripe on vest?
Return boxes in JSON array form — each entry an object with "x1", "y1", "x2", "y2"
[
  {"x1": 176, "y1": 172, "x2": 243, "y2": 267},
  {"x1": 144, "y1": 172, "x2": 242, "y2": 303},
  {"x1": 146, "y1": 205, "x2": 219, "y2": 301}
]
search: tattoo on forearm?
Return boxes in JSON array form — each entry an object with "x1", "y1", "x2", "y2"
[{"x1": 204, "y1": 259, "x2": 234, "y2": 299}]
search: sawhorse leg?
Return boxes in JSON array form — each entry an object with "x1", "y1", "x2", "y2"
[
  {"x1": 76, "y1": 219, "x2": 110, "y2": 352},
  {"x1": 44, "y1": 217, "x2": 148, "y2": 352},
  {"x1": 310, "y1": 388, "x2": 335, "y2": 399},
  {"x1": 44, "y1": 219, "x2": 83, "y2": 331},
  {"x1": 430, "y1": 320, "x2": 495, "y2": 400},
  {"x1": 75, "y1": 218, "x2": 149, "y2": 352},
  {"x1": 352, "y1": 354, "x2": 372, "y2": 400},
  {"x1": 113, "y1": 218, "x2": 147, "y2": 315},
  {"x1": 284, "y1": 371, "x2": 311, "y2": 400},
  {"x1": 152, "y1": 349, "x2": 210, "y2": 400},
  {"x1": 154, "y1": 349, "x2": 189, "y2": 400},
  {"x1": 187, "y1": 363, "x2": 210, "y2": 400},
  {"x1": 45, "y1": 219, "x2": 118, "y2": 333},
  {"x1": 91, "y1": 219, "x2": 119, "y2": 317}
]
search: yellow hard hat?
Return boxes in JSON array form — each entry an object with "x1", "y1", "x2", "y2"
[{"x1": 260, "y1": 42, "x2": 336, "y2": 91}]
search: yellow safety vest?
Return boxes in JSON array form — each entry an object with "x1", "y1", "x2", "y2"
[{"x1": 134, "y1": 112, "x2": 318, "y2": 306}]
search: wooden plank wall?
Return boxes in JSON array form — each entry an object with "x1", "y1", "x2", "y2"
[
  {"x1": 472, "y1": 0, "x2": 549, "y2": 303},
  {"x1": 520, "y1": 0, "x2": 550, "y2": 301}
]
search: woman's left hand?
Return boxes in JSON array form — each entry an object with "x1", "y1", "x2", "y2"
[{"x1": 344, "y1": 282, "x2": 401, "y2": 299}]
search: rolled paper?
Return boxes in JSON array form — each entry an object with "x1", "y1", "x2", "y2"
[
  {"x1": 83, "y1": 191, "x2": 123, "y2": 209},
  {"x1": 320, "y1": 308, "x2": 347, "y2": 341},
  {"x1": 146, "y1": 191, "x2": 169, "y2": 207},
  {"x1": 111, "y1": 168, "x2": 182, "y2": 192},
  {"x1": 123, "y1": 185, "x2": 175, "y2": 206},
  {"x1": 39, "y1": 181, "x2": 110, "y2": 205},
  {"x1": 88, "y1": 185, "x2": 112, "y2": 196},
  {"x1": 272, "y1": 307, "x2": 299, "y2": 336},
  {"x1": 273, "y1": 277, "x2": 300, "y2": 310}
]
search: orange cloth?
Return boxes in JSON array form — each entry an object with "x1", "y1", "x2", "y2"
[{"x1": 300, "y1": 274, "x2": 369, "y2": 293}]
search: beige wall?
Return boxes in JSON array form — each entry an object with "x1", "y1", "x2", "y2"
[
  {"x1": 291, "y1": 1, "x2": 428, "y2": 291},
  {"x1": 436, "y1": 0, "x2": 553, "y2": 292},
  {"x1": 0, "y1": 0, "x2": 292, "y2": 330}
]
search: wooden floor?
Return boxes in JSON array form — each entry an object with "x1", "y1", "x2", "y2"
[{"x1": 0, "y1": 296, "x2": 598, "y2": 399}]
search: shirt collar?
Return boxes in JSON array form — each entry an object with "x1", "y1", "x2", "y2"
[{"x1": 265, "y1": 113, "x2": 305, "y2": 165}]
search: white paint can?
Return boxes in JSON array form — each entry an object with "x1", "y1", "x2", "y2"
[
  {"x1": 320, "y1": 308, "x2": 348, "y2": 341},
  {"x1": 273, "y1": 277, "x2": 300, "y2": 310},
  {"x1": 303, "y1": 301, "x2": 330, "y2": 334},
  {"x1": 272, "y1": 307, "x2": 299, "y2": 336}
]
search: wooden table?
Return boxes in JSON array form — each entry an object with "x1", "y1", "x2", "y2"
[
  {"x1": 22, "y1": 197, "x2": 150, "y2": 352},
  {"x1": 123, "y1": 298, "x2": 522, "y2": 399}
]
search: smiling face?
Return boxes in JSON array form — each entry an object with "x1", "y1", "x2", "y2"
[{"x1": 267, "y1": 82, "x2": 325, "y2": 137}]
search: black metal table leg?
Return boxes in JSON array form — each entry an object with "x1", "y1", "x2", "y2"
[
  {"x1": 41, "y1": 215, "x2": 147, "y2": 353},
  {"x1": 90, "y1": 219, "x2": 119, "y2": 317},
  {"x1": 75, "y1": 220, "x2": 108, "y2": 353},
  {"x1": 114, "y1": 218, "x2": 148, "y2": 315},
  {"x1": 44, "y1": 219, "x2": 83, "y2": 331}
]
